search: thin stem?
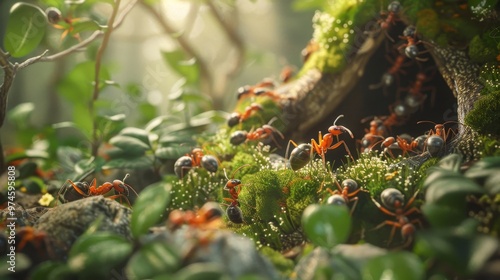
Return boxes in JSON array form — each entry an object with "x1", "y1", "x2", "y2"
[{"x1": 90, "y1": 0, "x2": 123, "y2": 158}]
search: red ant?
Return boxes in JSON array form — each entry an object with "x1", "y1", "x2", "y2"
[
  {"x1": 417, "y1": 120, "x2": 458, "y2": 142},
  {"x1": 371, "y1": 188, "x2": 422, "y2": 246},
  {"x1": 416, "y1": 121, "x2": 458, "y2": 156},
  {"x1": 279, "y1": 66, "x2": 295, "y2": 83},
  {"x1": 301, "y1": 39, "x2": 320, "y2": 62},
  {"x1": 221, "y1": 165, "x2": 251, "y2": 224},
  {"x1": 227, "y1": 103, "x2": 263, "y2": 127},
  {"x1": 174, "y1": 148, "x2": 219, "y2": 179},
  {"x1": 326, "y1": 179, "x2": 366, "y2": 215},
  {"x1": 359, "y1": 117, "x2": 387, "y2": 152},
  {"x1": 236, "y1": 79, "x2": 276, "y2": 100},
  {"x1": 59, "y1": 174, "x2": 139, "y2": 206},
  {"x1": 222, "y1": 165, "x2": 250, "y2": 202},
  {"x1": 377, "y1": 1, "x2": 402, "y2": 41},
  {"x1": 378, "y1": 103, "x2": 411, "y2": 134},
  {"x1": 286, "y1": 115, "x2": 354, "y2": 170},
  {"x1": 380, "y1": 135, "x2": 420, "y2": 157},
  {"x1": 399, "y1": 70, "x2": 436, "y2": 111},
  {"x1": 369, "y1": 53, "x2": 409, "y2": 92},
  {"x1": 16, "y1": 227, "x2": 48, "y2": 253},
  {"x1": 229, "y1": 118, "x2": 284, "y2": 147},
  {"x1": 167, "y1": 202, "x2": 223, "y2": 231},
  {"x1": 253, "y1": 88, "x2": 283, "y2": 103},
  {"x1": 311, "y1": 115, "x2": 355, "y2": 164},
  {"x1": 398, "y1": 25, "x2": 428, "y2": 61}
]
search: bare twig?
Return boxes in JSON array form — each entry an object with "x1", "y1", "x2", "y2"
[
  {"x1": 90, "y1": 0, "x2": 123, "y2": 157},
  {"x1": 0, "y1": 0, "x2": 138, "y2": 170}
]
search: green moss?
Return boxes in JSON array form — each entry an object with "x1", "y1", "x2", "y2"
[
  {"x1": 465, "y1": 90, "x2": 500, "y2": 137},
  {"x1": 259, "y1": 246, "x2": 295, "y2": 277},
  {"x1": 469, "y1": 35, "x2": 498, "y2": 63},
  {"x1": 415, "y1": 9, "x2": 440, "y2": 41},
  {"x1": 479, "y1": 63, "x2": 500, "y2": 94},
  {"x1": 475, "y1": 134, "x2": 500, "y2": 157}
]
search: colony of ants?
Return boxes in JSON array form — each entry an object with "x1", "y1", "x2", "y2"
[{"x1": 35, "y1": 1, "x2": 457, "y2": 252}]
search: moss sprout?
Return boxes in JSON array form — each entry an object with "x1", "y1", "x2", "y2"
[{"x1": 465, "y1": 90, "x2": 500, "y2": 137}]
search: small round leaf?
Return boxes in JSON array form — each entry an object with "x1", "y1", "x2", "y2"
[
  {"x1": 126, "y1": 242, "x2": 181, "y2": 279},
  {"x1": 362, "y1": 251, "x2": 424, "y2": 280},
  {"x1": 301, "y1": 204, "x2": 351, "y2": 248},
  {"x1": 4, "y1": 3, "x2": 47, "y2": 57},
  {"x1": 68, "y1": 232, "x2": 133, "y2": 277},
  {"x1": 131, "y1": 182, "x2": 171, "y2": 237}
]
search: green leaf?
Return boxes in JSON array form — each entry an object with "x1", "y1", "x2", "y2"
[
  {"x1": 131, "y1": 182, "x2": 171, "y2": 238},
  {"x1": 30, "y1": 261, "x2": 74, "y2": 280},
  {"x1": 190, "y1": 110, "x2": 228, "y2": 125},
  {"x1": 4, "y1": 3, "x2": 47, "y2": 57},
  {"x1": 165, "y1": 263, "x2": 227, "y2": 280},
  {"x1": 126, "y1": 242, "x2": 181, "y2": 279},
  {"x1": 301, "y1": 204, "x2": 351, "y2": 248},
  {"x1": 5, "y1": 149, "x2": 49, "y2": 163},
  {"x1": 421, "y1": 203, "x2": 467, "y2": 228},
  {"x1": 145, "y1": 116, "x2": 168, "y2": 132},
  {"x1": 119, "y1": 127, "x2": 151, "y2": 145},
  {"x1": 465, "y1": 157, "x2": 500, "y2": 180},
  {"x1": 68, "y1": 232, "x2": 132, "y2": 278},
  {"x1": 7, "y1": 102, "x2": 35, "y2": 127},
  {"x1": 424, "y1": 170, "x2": 484, "y2": 205},
  {"x1": 484, "y1": 172, "x2": 500, "y2": 194},
  {"x1": 161, "y1": 50, "x2": 200, "y2": 84},
  {"x1": 155, "y1": 146, "x2": 190, "y2": 160},
  {"x1": 58, "y1": 61, "x2": 111, "y2": 104},
  {"x1": 415, "y1": 229, "x2": 498, "y2": 276},
  {"x1": 436, "y1": 153, "x2": 463, "y2": 172},
  {"x1": 362, "y1": 252, "x2": 424, "y2": 280},
  {"x1": 70, "y1": 18, "x2": 104, "y2": 35},
  {"x1": 72, "y1": 104, "x2": 93, "y2": 138},
  {"x1": 102, "y1": 156, "x2": 154, "y2": 170},
  {"x1": 109, "y1": 135, "x2": 150, "y2": 155},
  {"x1": 22, "y1": 176, "x2": 47, "y2": 193}
]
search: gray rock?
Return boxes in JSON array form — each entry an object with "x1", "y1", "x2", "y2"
[
  {"x1": 151, "y1": 226, "x2": 279, "y2": 279},
  {"x1": 34, "y1": 196, "x2": 132, "y2": 259}
]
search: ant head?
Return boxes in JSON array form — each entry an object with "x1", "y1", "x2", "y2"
[{"x1": 328, "y1": 125, "x2": 354, "y2": 138}]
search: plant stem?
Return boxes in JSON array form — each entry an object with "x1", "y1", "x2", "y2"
[{"x1": 90, "y1": 0, "x2": 122, "y2": 158}]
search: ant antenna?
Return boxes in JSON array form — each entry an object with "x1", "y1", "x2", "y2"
[{"x1": 333, "y1": 114, "x2": 345, "y2": 126}]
